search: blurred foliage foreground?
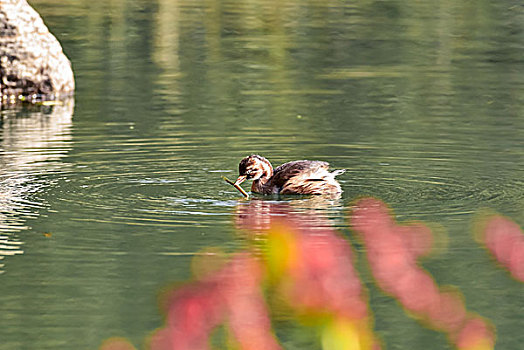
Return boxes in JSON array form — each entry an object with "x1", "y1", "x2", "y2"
[{"x1": 100, "y1": 197, "x2": 524, "y2": 350}]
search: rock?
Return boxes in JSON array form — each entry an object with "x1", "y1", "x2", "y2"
[{"x1": 0, "y1": 0, "x2": 74, "y2": 105}]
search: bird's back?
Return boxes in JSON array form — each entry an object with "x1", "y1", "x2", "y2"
[{"x1": 268, "y1": 160, "x2": 343, "y2": 195}]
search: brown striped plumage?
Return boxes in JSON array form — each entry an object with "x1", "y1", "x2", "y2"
[{"x1": 234, "y1": 155, "x2": 344, "y2": 195}]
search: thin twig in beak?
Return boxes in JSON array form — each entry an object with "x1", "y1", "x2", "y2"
[
  {"x1": 222, "y1": 176, "x2": 249, "y2": 198},
  {"x1": 234, "y1": 175, "x2": 247, "y2": 186}
]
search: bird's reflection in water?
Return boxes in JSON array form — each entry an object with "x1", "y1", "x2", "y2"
[{"x1": 234, "y1": 196, "x2": 345, "y2": 236}]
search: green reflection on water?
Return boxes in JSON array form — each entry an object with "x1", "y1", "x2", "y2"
[{"x1": 0, "y1": 0, "x2": 523, "y2": 349}]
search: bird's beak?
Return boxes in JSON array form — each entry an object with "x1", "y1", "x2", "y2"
[{"x1": 234, "y1": 175, "x2": 247, "y2": 186}]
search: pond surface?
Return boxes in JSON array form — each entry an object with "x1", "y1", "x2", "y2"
[{"x1": 1, "y1": 1, "x2": 523, "y2": 349}]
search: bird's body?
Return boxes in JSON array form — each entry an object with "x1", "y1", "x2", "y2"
[{"x1": 235, "y1": 155, "x2": 344, "y2": 195}]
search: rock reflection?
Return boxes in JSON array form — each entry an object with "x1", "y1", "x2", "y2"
[
  {"x1": 0, "y1": 100, "x2": 73, "y2": 272},
  {"x1": 351, "y1": 198, "x2": 495, "y2": 350}
]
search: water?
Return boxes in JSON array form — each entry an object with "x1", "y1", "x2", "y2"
[{"x1": 1, "y1": 0, "x2": 523, "y2": 349}]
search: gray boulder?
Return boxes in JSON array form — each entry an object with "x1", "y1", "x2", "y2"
[{"x1": 0, "y1": 0, "x2": 74, "y2": 104}]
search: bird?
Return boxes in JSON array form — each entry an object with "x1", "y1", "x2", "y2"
[{"x1": 234, "y1": 154, "x2": 345, "y2": 195}]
